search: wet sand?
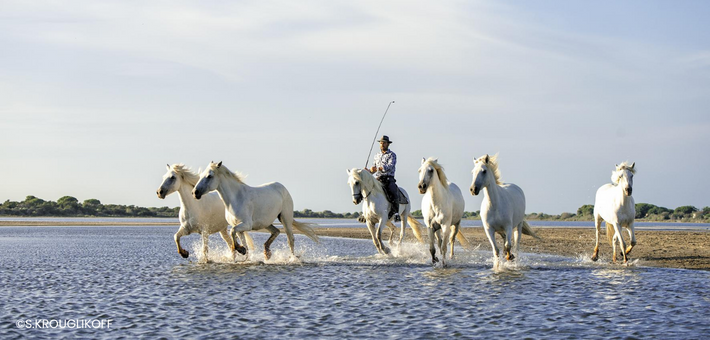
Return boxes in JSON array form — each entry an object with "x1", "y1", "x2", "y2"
[
  {"x1": 2, "y1": 220, "x2": 708, "y2": 271},
  {"x1": 315, "y1": 226, "x2": 710, "y2": 271}
]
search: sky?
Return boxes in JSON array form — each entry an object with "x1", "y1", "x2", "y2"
[{"x1": 1, "y1": 0, "x2": 709, "y2": 215}]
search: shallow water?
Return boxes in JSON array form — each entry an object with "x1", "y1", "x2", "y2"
[{"x1": 1, "y1": 225, "x2": 708, "y2": 339}]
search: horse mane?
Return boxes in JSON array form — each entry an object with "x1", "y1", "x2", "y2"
[
  {"x1": 616, "y1": 161, "x2": 636, "y2": 174},
  {"x1": 423, "y1": 158, "x2": 450, "y2": 189},
  {"x1": 474, "y1": 154, "x2": 503, "y2": 185},
  {"x1": 210, "y1": 162, "x2": 246, "y2": 184},
  {"x1": 350, "y1": 168, "x2": 384, "y2": 195},
  {"x1": 170, "y1": 164, "x2": 200, "y2": 187}
]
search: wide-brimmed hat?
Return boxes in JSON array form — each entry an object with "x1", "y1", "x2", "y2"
[{"x1": 377, "y1": 135, "x2": 393, "y2": 143}]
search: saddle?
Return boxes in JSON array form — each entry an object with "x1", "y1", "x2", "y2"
[{"x1": 397, "y1": 188, "x2": 409, "y2": 205}]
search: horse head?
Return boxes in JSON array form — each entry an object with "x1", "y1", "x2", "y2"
[
  {"x1": 613, "y1": 162, "x2": 635, "y2": 196},
  {"x1": 193, "y1": 161, "x2": 222, "y2": 200},
  {"x1": 348, "y1": 168, "x2": 373, "y2": 205},
  {"x1": 417, "y1": 157, "x2": 436, "y2": 194},
  {"x1": 157, "y1": 164, "x2": 181, "y2": 199},
  {"x1": 471, "y1": 154, "x2": 500, "y2": 195}
]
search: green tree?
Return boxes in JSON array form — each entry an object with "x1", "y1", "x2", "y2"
[
  {"x1": 576, "y1": 204, "x2": 594, "y2": 217},
  {"x1": 635, "y1": 203, "x2": 656, "y2": 219}
]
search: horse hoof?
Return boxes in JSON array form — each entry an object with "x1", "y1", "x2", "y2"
[
  {"x1": 506, "y1": 253, "x2": 515, "y2": 261},
  {"x1": 179, "y1": 249, "x2": 189, "y2": 258},
  {"x1": 264, "y1": 250, "x2": 272, "y2": 260},
  {"x1": 432, "y1": 257, "x2": 439, "y2": 264},
  {"x1": 591, "y1": 255, "x2": 598, "y2": 262},
  {"x1": 235, "y1": 245, "x2": 247, "y2": 255}
]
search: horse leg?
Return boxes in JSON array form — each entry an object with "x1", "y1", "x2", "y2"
[
  {"x1": 504, "y1": 227, "x2": 515, "y2": 261},
  {"x1": 366, "y1": 221, "x2": 383, "y2": 254},
  {"x1": 483, "y1": 225, "x2": 499, "y2": 261},
  {"x1": 219, "y1": 229, "x2": 239, "y2": 258},
  {"x1": 625, "y1": 223, "x2": 636, "y2": 255},
  {"x1": 387, "y1": 223, "x2": 395, "y2": 246},
  {"x1": 513, "y1": 224, "x2": 521, "y2": 257},
  {"x1": 174, "y1": 226, "x2": 190, "y2": 258},
  {"x1": 377, "y1": 219, "x2": 391, "y2": 255},
  {"x1": 263, "y1": 225, "x2": 280, "y2": 260},
  {"x1": 428, "y1": 224, "x2": 439, "y2": 264},
  {"x1": 449, "y1": 222, "x2": 460, "y2": 260},
  {"x1": 435, "y1": 227, "x2": 446, "y2": 267},
  {"x1": 201, "y1": 231, "x2": 209, "y2": 261},
  {"x1": 440, "y1": 224, "x2": 450, "y2": 262},
  {"x1": 592, "y1": 214, "x2": 602, "y2": 261},
  {"x1": 398, "y1": 211, "x2": 407, "y2": 248},
  {"x1": 230, "y1": 223, "x2": 251, "y2": 258},
  {"x1": 279, "y1": 214, "x2": 296, "y2": 256},
  {"x1": 611, "y1": 223, "x2": 627, "y2": 263}
]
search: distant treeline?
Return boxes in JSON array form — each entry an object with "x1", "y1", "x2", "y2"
[
  {"x1": 0, "y1": 196, "x2": 178, "y2": 218},
  {"x1": 1, "y1": 196, "x2": 708, "y2": 222}
]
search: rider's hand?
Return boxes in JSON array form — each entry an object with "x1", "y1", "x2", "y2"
[{"x1": 370, "y1": 166, "x2": 376, "y2": 173}]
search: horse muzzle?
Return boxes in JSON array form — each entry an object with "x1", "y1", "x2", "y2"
[
  {"x1": 192, "y1": 190, "x2": 202, "y2": 200},
  {"x1": 625, "y1": 188, "x2": 633, "y2": 196},
  {"x1": 156, "y1": 190, "x2": 165, "y2": 199},
  {"x1": 418, "y1": 184, "x2": 427, "y2": 194},
  {"x1": 470, "y1": 186, "x2": 480, "y2": 196},
  {"x1": 352, "y1": 194, "x2": 363, "y2": 205}
]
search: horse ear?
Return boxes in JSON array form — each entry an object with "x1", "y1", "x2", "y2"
[
  {"x1": 346, "y1": 169, "x2": 351, "y2": 175},
  {"x1": 484, "y1": 154, "x2": 489, "y2": 163},
  {"x1": 631, "y1": 162, "x2": 635, "y2": 169},
  {"x1": 217, "y1": 161, "x2": 222, "y2": 168},
  {"x1": 166, "y1": 164, "x2": 171, "y2": 170},
  {"x1": 473, "y1": 157, "x2": 477, "y2": 163},
  {"x1": 434, "y1": 158, "x2": 438, "y2": 163},
  {"x1": 421, "y1": 158, "x2": 426, "y2": 164}
]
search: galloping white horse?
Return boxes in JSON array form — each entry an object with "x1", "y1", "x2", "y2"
[
  {"x1": 156, "y1": 164, "x2": 253, "y2": 259},
  {"x1": 347, "y1": 168, "x2": 424, "y2": 255},
  {"x1": 592, "y1": 162, "x2": 636, "y2": 263},
  {"x1": 418, "y1": 158, "x2": 470, "y2": 266},
  {"x1": 470, "y1": 154, "x2": 538, "y2": 262},
  {"x1": 192, "y1": 161, "x2": 319, "y2": 260}
]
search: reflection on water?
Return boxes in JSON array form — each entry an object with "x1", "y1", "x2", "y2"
[{"x1": 0, "y1": 225, "x2": 708, "y2": 339}]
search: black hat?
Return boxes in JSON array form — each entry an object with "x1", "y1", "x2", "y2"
[{"x1": 377, "y1": 135, "x2": 393, "y2": 143}]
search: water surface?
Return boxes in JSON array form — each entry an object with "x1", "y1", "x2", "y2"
[{"x1": 0, "y1": 224, "x2": 708, "y2": 339}]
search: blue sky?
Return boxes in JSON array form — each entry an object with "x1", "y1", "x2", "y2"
[{"x1": 1, "y1": 1, "x2": 708, "y2": 214}]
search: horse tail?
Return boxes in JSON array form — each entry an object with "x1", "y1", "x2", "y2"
[
  {"x1": 521, "y1": 221, "x2": 541, "y2": 240},
  {"x1": 244, "y1": 232, "x2": 256, "y2": 250},
  {"x1": 406, "y1": 216, "x2": 425, "y2": 243},
  {"x1": 606, "y1": 222, "x2": 614, "y2": 246},
  {"x1": 292, "y1": 220, "x2": 320, "y2": 243},
  {"x1": 455, "y1": 228, "x2": 474, "y2": 250}
]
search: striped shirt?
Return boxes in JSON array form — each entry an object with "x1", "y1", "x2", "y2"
[{"x1": 374, "y1": 150, "x2": 396, "y2": 178}]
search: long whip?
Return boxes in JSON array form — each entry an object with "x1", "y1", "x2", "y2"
[{"x1": 364, "y1": 101, "x2": 395, "y2": 168}]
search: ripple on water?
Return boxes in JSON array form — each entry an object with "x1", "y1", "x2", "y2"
[{"x1": 0, "y1": 226, "x2": 708, "y2": 339}]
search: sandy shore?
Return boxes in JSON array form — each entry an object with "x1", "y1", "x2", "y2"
[{"x1": 2, "y1": 220, "x2": 708, "y2": 271}]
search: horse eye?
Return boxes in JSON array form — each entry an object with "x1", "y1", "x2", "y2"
[
  {"x1": 482, "y1": 169, "x2": 487, "y2": 174},
  {"x1": 170, "y1": 176, "x2": 176, "y2": 180},
  {"x1": 428, "y1": 169, "x2": 433, "y2": 173}
]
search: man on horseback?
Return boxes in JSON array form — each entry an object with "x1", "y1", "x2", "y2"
[{"x1": 369, "y1": 135, "x2": 400, "y2": 221}]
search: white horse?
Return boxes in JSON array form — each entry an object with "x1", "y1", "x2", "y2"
[
  {"x1": 192, "y1": 161, "x2": 319, "y2": 260},
  {"x1": 592, "y1": 162, "x2": 636, "y2": 263},
  {"x1": 418, "y1": 158, "x2": 470, "y2": 266},
  {"x1": 346, "y1": 168, "x2": 424, "y2": 255},
  {"x1": 156, "y1": 164, "x2": 253, "y2": 259},
  {"x1": 470, "y1": 154, "x2": 538, "y2": 262}
]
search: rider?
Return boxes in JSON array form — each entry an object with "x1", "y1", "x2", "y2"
[{"x1": 369, "y1": 135, "x2": 400, "y2": 221}]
